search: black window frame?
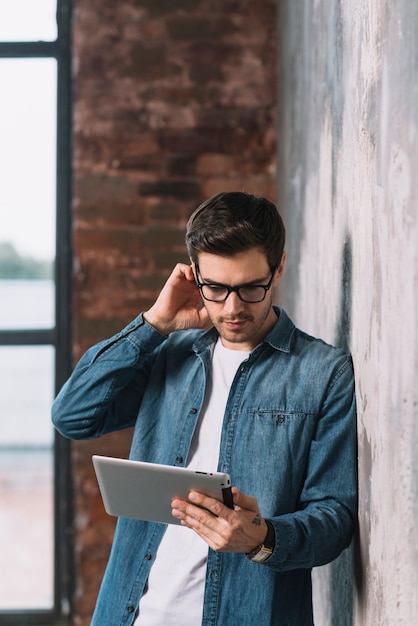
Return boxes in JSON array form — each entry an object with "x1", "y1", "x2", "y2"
[{"x1": 0, "y1": 1, "x2": 73, "y2": 624}]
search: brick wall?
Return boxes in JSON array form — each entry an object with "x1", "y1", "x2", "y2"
[{"x1": 71, "y1": 0, "x2": 277, "y2": 623}]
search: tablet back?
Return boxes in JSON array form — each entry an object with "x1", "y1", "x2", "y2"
[{"x1": 92, "y1": 455, "x2": 232, "y2": 525}]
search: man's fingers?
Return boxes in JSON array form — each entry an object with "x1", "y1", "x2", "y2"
[
  {"x1": 171, "y1": 489, "x2": 267, "y2": 554},
  {"x1": 188, "y1": 491, "x2": 230, "y2": 516},
  {"x1": 171, "y1": 492, "x2": 229, "y2": 524},
  {"x1": 173, "y1": 262, "x2": 196, "y2": 283},
  {"x1": 171, "y1": 498, "x2": 234, "y2": 551},
  {"x1": 232, "y1": 488, "x2": 259, "y2": 513}
]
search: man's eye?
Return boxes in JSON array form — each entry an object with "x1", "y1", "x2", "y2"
[{"x1": 240, "y1": 286, "x2": 260, "y2": 295}]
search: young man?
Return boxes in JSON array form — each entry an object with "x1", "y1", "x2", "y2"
[{"x1": 52, "y1": 192, "x2": 357, "y2": 626}]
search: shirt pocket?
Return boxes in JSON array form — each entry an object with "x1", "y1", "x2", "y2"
[
  {"x1": 232, "y1": 409, "x2": 317, "y2": 511},
  {"x1": 251, "y1": 409, "x2": 316, "y2": 443}
]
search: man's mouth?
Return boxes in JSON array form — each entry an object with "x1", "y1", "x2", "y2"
[{"x1": 222, "y1": 317, "x2": 251, "y2": 329}]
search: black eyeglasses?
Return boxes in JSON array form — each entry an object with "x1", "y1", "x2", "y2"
[{"x1": 195, "y1": 264, "x2": 277, "y2": 303}]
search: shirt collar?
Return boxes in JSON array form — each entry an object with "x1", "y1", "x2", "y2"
[
  {"x1": 264, "y1": 306, "x2": 296, "y2": 353},
  {"x1": 193, "y1": 306, "x2": 296, "y2": 355}
]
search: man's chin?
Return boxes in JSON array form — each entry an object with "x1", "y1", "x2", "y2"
[{"x1": 218, "y1": 327, "x2": 253, "y2": 346}]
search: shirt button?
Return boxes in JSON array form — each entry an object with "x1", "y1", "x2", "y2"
[
  {"x1": 190, "y1": 407, "x2": 197, "y2": 414},
  {"x1": 176, "y1": 456, "x2": 183, "y2": 464},
  {"x1": 127, "y1": 605, "x2": 135, "y2": 613},
  {"x1": 145, "y1": 553, "x2": 152, "y2": 560}
]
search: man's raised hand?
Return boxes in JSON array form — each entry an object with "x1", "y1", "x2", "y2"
[{"x1": 143, "y1": 263, "x2": 211, "y2": 335}]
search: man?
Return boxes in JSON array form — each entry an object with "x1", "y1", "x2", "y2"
[{"x1": 52, "y1": 191, "x2": 357, "y2": 625}]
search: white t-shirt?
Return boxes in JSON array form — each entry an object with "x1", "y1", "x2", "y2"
[{"x1": 135, "y1": 339, "x2": 250, "y2": 625}]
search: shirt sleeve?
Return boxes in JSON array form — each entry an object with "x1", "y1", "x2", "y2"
[
  {"x1": 51, "y1": 314, "x2": 167, "y2": 440},
  {"x1": 263, "y1": 356, "x2": 358, "y2": 571}
]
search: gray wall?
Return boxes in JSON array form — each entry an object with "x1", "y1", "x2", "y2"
[{"x1": 277, "y1": 1, "x2": 418, "y2": 624}]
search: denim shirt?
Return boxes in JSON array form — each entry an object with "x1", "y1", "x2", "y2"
[{"x1": 52, "y1": 307, "x2": 357, "y2": 626}]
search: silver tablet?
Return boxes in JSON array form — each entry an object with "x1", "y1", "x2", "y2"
[{"x1": 92, "y1": 455, "x2": 233, "y2": 525}]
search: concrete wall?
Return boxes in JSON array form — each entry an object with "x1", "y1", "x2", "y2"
[{"x1": 277, "y1": 1, "x2": 418, "y2": 624}]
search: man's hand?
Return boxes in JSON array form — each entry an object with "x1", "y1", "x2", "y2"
[
  {"x1": 171, "y1": 487, "x2": 268, "y2": 554},
  {"x1": 143, "y1": 263, "x2": 211, "y2": 335}
]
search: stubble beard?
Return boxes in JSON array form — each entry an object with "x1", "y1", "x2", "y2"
[{"x1": 208, "y1": 297, "x2": 273, "y2": 347}]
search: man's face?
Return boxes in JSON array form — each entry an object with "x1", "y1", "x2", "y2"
[{"x1": 195, "y1": 248, "x2": 285, "y2": 351}]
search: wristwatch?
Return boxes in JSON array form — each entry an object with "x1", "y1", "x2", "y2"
[{"x1": 246, "y1": 520, "x2": 275, "y2": 563}]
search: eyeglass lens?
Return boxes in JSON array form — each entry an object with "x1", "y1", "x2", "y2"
[{"x1": 200, "y1": 284, "x2": 267, "y2": 303}]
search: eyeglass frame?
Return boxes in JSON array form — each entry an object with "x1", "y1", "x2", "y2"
[{"x1": 194, "y1": 262, "x2": 278, "y2": 303}]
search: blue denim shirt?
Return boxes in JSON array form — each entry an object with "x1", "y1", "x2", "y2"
[{"x1": 52, "y1": 307, "x2": 357, "y2": 626}]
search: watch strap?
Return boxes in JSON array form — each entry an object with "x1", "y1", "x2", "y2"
[{"x1": 246, "y1": 520, "x2": 275, "y2": 563}]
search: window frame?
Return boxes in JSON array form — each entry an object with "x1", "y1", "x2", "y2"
[{"x1": 0, "y1": 1, "x2": 73, "y2": 624}]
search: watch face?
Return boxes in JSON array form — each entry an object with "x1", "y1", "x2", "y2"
[{"x1": 248, "y1": 545, "x2": 273, "y2": 563}]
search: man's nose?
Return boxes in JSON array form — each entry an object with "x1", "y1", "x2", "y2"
[{"x1": 223, "y1": 290, "x2": 245, "y2": 314}]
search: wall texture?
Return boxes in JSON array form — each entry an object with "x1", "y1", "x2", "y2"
[
  {"x1": 71, "y1": 1, "x2": 277, "y2": 623},
  {"x1": 277, "y1": 1, "x2": 418, "y2": 624}
]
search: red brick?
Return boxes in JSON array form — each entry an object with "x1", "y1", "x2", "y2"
[
  {"x1": 196, "y1": 154, "x2": 236, "y2": 176},
  {"x1": 133, "y1": 0, "x2": 199, "y2": 14},
  {"x1": 166, "y1": 16, "x2": 236, "y2": 41}
]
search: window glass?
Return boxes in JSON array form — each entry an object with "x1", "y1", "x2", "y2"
[
  {"x1": 0, "y1": 1, "x2": 70, "y2": 620},
  {"x1": 0, "y1": 346, "x2": 55, "y2": 446},
  {"x1": 0, "y1": 345, "x2": 54, "y2": 609},
  {"x1": 0, "y1": 0, "x2": 57, "y2": 42},
  {"x1": 0, "y1": 58, "x2": 56, "y2": 329},
  {"x1": 0, "y1": 279, "x2": 55, "y2": 329}
]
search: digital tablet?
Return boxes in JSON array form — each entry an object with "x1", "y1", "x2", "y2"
[{"x1": 92, "y1": 455, "x2": 233, "y2": 525}]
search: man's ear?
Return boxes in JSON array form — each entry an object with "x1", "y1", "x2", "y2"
[
  {"x1": 190, "y1": 258, "x2": 198, "y2": 280},
  {"x1": 275, "y1": 251, "x2": 286, "y2": 283}
]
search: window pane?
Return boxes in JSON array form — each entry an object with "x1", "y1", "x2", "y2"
[
  {"x1": 0, "y1": 346, "x2": 54, "y2": 446},
  {"x1": 0, "y1": 449, "x2": 54, "y2": 609},
  {"x1": 0, "y1": 346, "x2": 54, "y2": 609},
  {"x1": 0, "y1": 0, "x2": 57, "y2": 42},
  {"x1": 0, "y1": 58, "x2": 56, "y2": 328},
  {"x1": 0, "y1": 279, "x2": 55, "y2": 329}
]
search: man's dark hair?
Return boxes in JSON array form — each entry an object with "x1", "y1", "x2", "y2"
[{"x1": 185, "y1": 191, "x2": 286, "y2": 269}]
